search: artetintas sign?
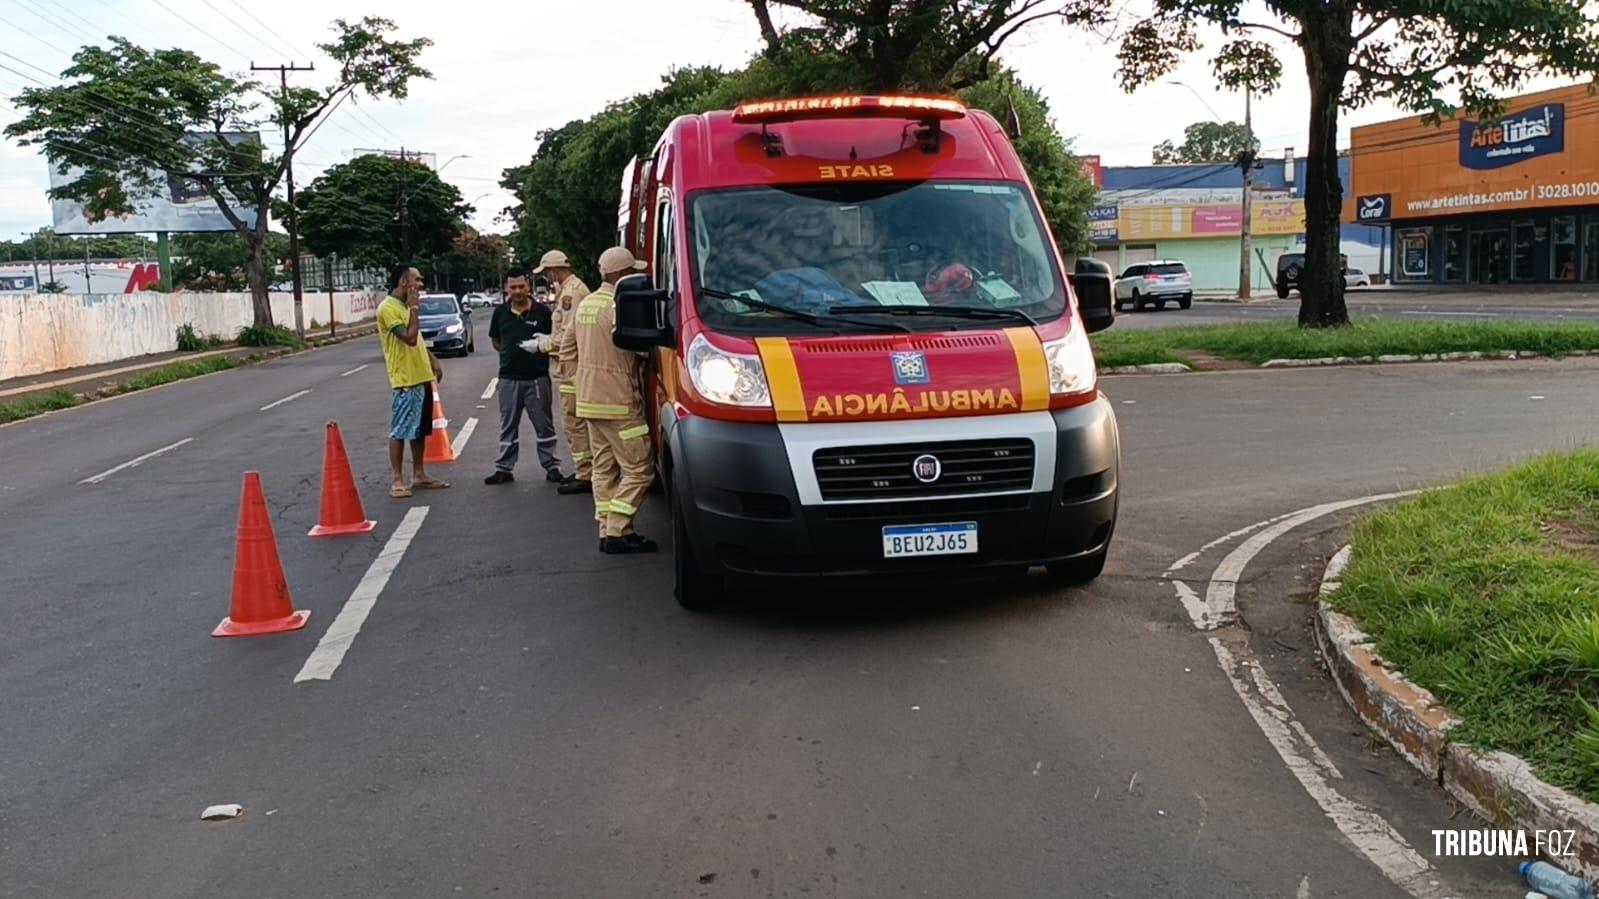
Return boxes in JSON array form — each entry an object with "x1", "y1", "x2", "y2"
[{"x1": 1459, "y1": 104, "x2": 1564, "y2": 170}]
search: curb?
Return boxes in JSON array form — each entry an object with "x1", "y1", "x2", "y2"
[
  {"x1": 1100, "y1": 362, "x2": 1192, "y2": 375},
  {"x1": 1313, "y1": 544, "x2": 1599, "y2": 884},
  {"x1": 1263, "y1": 348, "x2": 1599, "y2": 369}
]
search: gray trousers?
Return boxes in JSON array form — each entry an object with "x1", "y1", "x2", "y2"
[{"x1": 495, "y1": 376, "x2": 560, "y2": 473}]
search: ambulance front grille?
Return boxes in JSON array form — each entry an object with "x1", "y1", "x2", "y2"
[{"x1": 813, "y1": 438, "x2": 1034, "y2": 501}]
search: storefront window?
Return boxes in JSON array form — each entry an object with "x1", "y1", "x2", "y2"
[
  {"x1": 1472, "y1": 229, "x2": 1510, "y2": 283},
  {"x1": 1397, "y1": 227, "x2": 1431, "y2": 281},
  {"x1": 1584, "y1": 221, "x2": 1599, "y2": 282},
  {"x1": 1553, "y1": 217, "x2": 1579, "y2": 281},
  {"x1": 1443, "y1": 226, "x2": 1466, "y2": 282},
  {"x1": 1512, "y1": 221, "x2": 1537, "y2": 281}
]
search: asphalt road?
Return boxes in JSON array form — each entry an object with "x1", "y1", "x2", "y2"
[
  {"x1": 4, "y1": 335, "x2": 1599, "y2": 898},
  {"x1": 1116, "y1": 287, "x2": 1599, "y2": 329}
]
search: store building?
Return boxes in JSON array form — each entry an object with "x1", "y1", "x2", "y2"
[
  {"x1": 1088, "y1": 156, "x2": 1386, "y2": 291},
  {"x1": 1349, "y1": 83, "x2": 1599, "y2": 285}
]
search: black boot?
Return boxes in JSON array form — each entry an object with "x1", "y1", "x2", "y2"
[
  {"x1": 557, "y1": 478, "x2": 592, "y2": 495},
  {"x1": 484, "y1": 470, "x2": 514, "y2": 485},
  {"x1": 601, "y1": 534, "x2": 659, "y2": 554}
]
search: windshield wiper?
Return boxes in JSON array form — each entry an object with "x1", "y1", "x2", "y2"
[
  {"x1": 699, "y1": 287, "x2": 908, "y2": 333},
  {"x1": 828, "y1": 304, "x2": 1039, "y2": 328}
]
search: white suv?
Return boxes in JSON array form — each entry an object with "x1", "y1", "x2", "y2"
[{"x1": 1114, "y1": 261, "x2": 1193, "y2": 311}]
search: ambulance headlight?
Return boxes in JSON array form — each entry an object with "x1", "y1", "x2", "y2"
[
  {"x1": 1042, "y1": 325, "x2": 1097, "y2": 395},
  {"x1": 687, "y1": 333, "x2": 772, "y2": 408}
]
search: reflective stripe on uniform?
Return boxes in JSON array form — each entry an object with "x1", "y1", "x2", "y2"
[
  {"x1": 572, "y1": 450, "x2": 591, "y2": 462},
  {"x1": 594, "y1": 500, "x2": 609, "y2": 519},
  {"x1": 576, "y1": 401, "x2": 630, "y2": 417},
  {"x1": 618, "y1": 423, "x2": 649, "y2": 441},
  {"x1": 576, "y1": 294, "x2": 612, "y2": 325},
  {"x1": 609, "y1": 499, "x2": 638, "y2": 516},
  {"x1": 558, "y1": 382, "x2": 577, "y2": 395}
]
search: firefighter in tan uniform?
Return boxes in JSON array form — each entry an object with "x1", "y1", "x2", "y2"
[
  {"x1": 576, "y1": 247, "x2": 657, "y2": 554},
  {"x1": 533, "y1": 250, "x2": 594, "y2": 496}
]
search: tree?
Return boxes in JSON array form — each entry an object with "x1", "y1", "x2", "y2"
[
  {"x1": 5, "y1": 18, "x2": 431, "y2": 327},
  {"x1": 436, "y1": 229, "x2": 511, "y2": 294},
  {"x1": 502, "y1": 55, "x2": 1099, "y2": 275},
  {"x1": 170, "y1": 232, "x2": 289, "y2": 291},
  {"x1": 1091, "y1": 1, "x2": 1599, "y2": 327},
  {"x1": 296, "y1": 154, "x2": 471, "y2": 271},
  {"x1": 746, "y1": 0, "x2": 1078, "y2": 91},
  {"x1": 1152, "y1": 120, "x2": 1254, "y2": 164}
]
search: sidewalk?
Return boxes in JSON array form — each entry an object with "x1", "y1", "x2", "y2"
[{"x1": 0, "y1": 322, "x2": 376, "y2": 404}]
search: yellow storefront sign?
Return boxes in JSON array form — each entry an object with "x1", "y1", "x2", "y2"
[{"x1": 1117, "y1": 199, "x2": 1305, "y2": 239}]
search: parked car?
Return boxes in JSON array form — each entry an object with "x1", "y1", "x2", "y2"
[
  {"x1": 462, "y1": 292, "x2": 494, "y2": 309},
  {"x1": 1276, "y1": 252, "x2": 1350, "y2": 298},
  {"x1": 1114, "y1": 260, "x2": 1193, "y2": 311},
  {"x1": 419, "y1": 293, "x2": 475, "y2": 356},
  {"x1": 1345, "y1": 268, "x2": 1371, "y2": 288}
]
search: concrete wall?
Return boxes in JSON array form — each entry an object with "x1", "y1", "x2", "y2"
[{"x1": 0, "y1": 289, "x2": 382, "y2": 381}]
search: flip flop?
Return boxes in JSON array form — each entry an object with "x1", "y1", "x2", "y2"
[
  {"x1": 413, "y1": 477, "x2": 450, "y2": 490},
  {"x1": 390, "y1": 484, "x2": 413, "y2": 498}
]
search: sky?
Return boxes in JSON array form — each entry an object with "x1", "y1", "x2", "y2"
[{"x1": 0, "y1": 0, "x2": 1573, "y2": 243}]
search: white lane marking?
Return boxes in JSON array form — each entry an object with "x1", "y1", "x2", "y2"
[
  {"x1": 78, "y1": 437, "x2": 194, "y2": 485},
  {"x1": 1398, "y1": 310, "x2": 1497, "y2": 318},
  {"x1": 1207, "y1": 636, "x2": 1451, "y2": 898},
  {"x1": 451, "y1": 417, "x2": 478, "y2": 456},
  {"x1": 1529, "y1": 395, "x2": 1546, "y2": 400},
  {"x1": 295, "y1": 506, "x2": 430, "y2": 683},
  {"x1": 481, "y1": 378, "x2": 498, "y2": 400},
  {"x1": 1165, "y1": 508, "x2": 1305, "y2": 577},
  {"x1": 1196, "y1": 491, "x2": 1419, "y2": 629},
  {"x1": 339, "y1": 364, "x2": 368, "y2": 377},
  {"x1": 1180, "y1": 494, "x2": 1460, "y2": 899},
  {"x1": 260, "y1": 389, "x2": 311, "y2": 411}
]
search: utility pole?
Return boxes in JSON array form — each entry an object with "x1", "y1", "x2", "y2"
[
  {"x1": 84, "y1": 239, "x2": 91, "y2": 293},
  {"x1": 326, "y1": 256, "x2": 336, "y2": 338},
  {"x1": 46, "y1": 230, "x2": 55, "y2": 289},
  {"x1": 252, "y1": 61, "x2": 315, "y2": 338},
  {"x1": 1238, "y1": 87, "x2": 1255, "y2": 301},
  {"x1": 29, "y1": 231, "x2": 41, "y2": 290},
  {"x1": 398, "y1": 146, "x2": 412, "y2": 260}
]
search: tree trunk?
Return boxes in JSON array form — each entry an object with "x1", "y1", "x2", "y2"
[
  {"x1": 1298, "y1": 8, "x2": 1353, "y2": 329},
  {"x1": 241, "y1": 226, "x2": 273, "y2": 327}
]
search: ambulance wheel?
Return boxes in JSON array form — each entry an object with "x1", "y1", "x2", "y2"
[
  {"x1": 1045, "y1": 548, "x2": 1107, "y2": 585},
  {"x1": 672, "y1": 489, "x2": 724, "y2": 611}
]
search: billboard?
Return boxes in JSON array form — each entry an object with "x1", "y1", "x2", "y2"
[
  {"x1": 49, "y1": 132, "x2": 264, "y2": 235},
  {"x1": 1089, "y1": 204, "x2": 1118, "y2": 242},
  {"x1": 1350, "y1": 83, "x2": 1596, "y2": 221},
  {"x1": 1109, "y1": 196, "x2": 1306, "y2": 240}
]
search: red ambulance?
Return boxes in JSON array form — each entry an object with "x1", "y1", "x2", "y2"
[{"x1": 611, "y1": 95, "x2": 1120, "y2": 608}]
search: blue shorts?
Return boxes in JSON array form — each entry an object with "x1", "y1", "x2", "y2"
[{"x1": 390, "y1": 384, "x2": 436, "y2": 441}]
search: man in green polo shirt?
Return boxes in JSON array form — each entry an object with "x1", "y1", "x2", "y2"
[
  {"x1": 484, "y1": 269, "x2": 565, "y2": 485},
  {"x1": 377, "y1": 263, "x2": 448, "y2": 499}
]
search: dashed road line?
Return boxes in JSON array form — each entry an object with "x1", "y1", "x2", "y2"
[
  {"x1": 260, "y1": 389, "x2": 311, "y2": 411},
  {"x1": 340, "y1": 364, "x2": 368, "y2": 377},
  {"x1": 295, "y1": 506, "x2": 430, "y2": 683},
  {"x1": 451, "y1": 417, "x2": 478, "y2": 456},
  {"x1": 481, "y1": 377, "x2": 498, "y2": 400},
  {"x1": 78, "y1": 437, "x2": 194, "y2": 485}
]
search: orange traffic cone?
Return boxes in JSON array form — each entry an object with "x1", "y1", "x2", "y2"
[
  {"x1": 309, "y1": 421, "x2": 376, "y2": 537},
  {"x1": 213, "y1": 472, "x2": 311, "y2": 638},
  {"x1": 423, "y1": 382, "x2": 456, "y2": 463}
]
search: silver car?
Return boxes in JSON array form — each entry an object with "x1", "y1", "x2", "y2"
[{"x1": 1114, "y1": 260, "x2": 1193, "y2": 311}]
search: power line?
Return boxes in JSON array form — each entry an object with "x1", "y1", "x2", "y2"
[
  {"x1": 198, "y1": 0, "x2": 294, "y2": 61},
  {"x1": 226, "y1": 0, "x2": 309, "y2": 63},
  {"x1": 1, "y1": 2, "x2": 76, "y2": 56},
  {"x1": 146, "y1": 0, "x2": 253, "y2": 61}
]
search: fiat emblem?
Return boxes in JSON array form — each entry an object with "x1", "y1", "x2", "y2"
[{"x1": 912, "y1": 454, "x2": 942, "y2": 484}]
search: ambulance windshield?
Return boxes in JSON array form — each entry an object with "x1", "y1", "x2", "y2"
[{"x1": 689, "y1": 181, "x2": 1066, "y2": 334}]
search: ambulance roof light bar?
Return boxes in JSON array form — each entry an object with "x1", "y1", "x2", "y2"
[{"x1": 732, "y1": 95, "x2": 968, "y2": 125}]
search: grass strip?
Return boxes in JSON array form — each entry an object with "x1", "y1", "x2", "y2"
[
  {"x1": 1331, "y1": 448, "x2": 1599, "y2": 803},
  {"x1": 0, "y1": 389, "x2": 84, "y2": 424},
  {"x1": 1091, "y1": 317, "x2": 1599, "y2": 366}
]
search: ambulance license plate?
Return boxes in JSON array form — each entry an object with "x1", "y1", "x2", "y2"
[{"x1": 882, "y1": 522, "x2": 978, "y2": 558}]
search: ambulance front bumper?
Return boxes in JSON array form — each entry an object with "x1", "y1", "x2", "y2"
[{"x1": 669, "y1": 398, "x2": 1119, "y2": 578}]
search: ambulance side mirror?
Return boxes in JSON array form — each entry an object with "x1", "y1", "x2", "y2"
[
  {"x1": 1072, "y1": 258, "x2": 1116, "y2": 334},
  {"x1": 613, "y1": 273, "x2": 674, "y2": 351}
]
